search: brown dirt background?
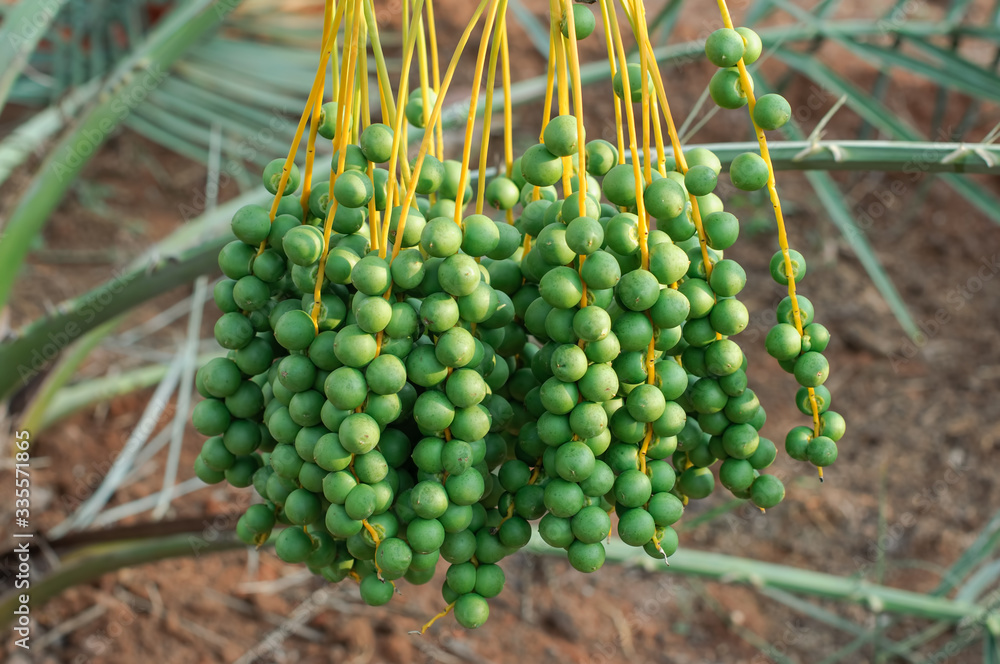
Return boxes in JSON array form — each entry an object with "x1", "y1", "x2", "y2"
[{"x1": 3, "y1": 0, "x2": 1000, "y2": 662}]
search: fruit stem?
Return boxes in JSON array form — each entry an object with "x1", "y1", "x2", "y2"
[
  {"x1": 475, "y1": 0, "x2": 509, "y2": 215},
  {"x1": 359, "y1": 25, "x2": 382, "y2": 255},
  {"x1": 551, "y1": 0, "x2": 574, "y2": 199},
  {"x1": 361, "y1": 518, "x2": 385, "y2": 579},
  {"x1": 638, "y1": 427, "x2": 653, "y2": 474},
  {"x1": 387, "y1": 0, "x2": 493, "y2": 262},
  {"x1": 496, "y1": 502, "x2": 517, "y2": 529},
  {"x1": 415, "y1": 2, "x2": 433, "y2": 157},
  {"x1": 313, "y1": 0, "x2": 364, "y2": 328},
  {"x1": 715, "y1": 0, "x2": 823, "y2": 438},
  {"x1": 255, "y1": 0, "x2": 344, "y2": 258},
  {"x1": 596, "y1": 2, "x2": 626, "y2": 160},
  {"x1": 365, "y1": 3, "x2": 413, "y2": 209},
  {"x1": 651, "y1": 97, "x2": 668, "y2": 176},
  {"x1": 629, "y1": 0, "x2": 653, "y2": 186},
  {"x1": 539, "y1": 23, "x2": 557, "y2": 143},
  {"x1": 363, "y1": 1, "x2": 401, "y2": 150},
  {"x1": 425, "y1": 0, "x2": 445, "y2": 161},
  {"x1": 632, "y1": 23, "x2": 713, "y2": 281},
  {"x1": 500, "y1": 24, "x2": 514, "y2": 180},
  {"x1": 559, "y1": 0, "x2": 590, "y2": 307},
  {"x1": 500, "y1": 21, "x2": 516, "y2": 227},
  {"x1": 652, "y1": 534, "x2": 670, "y2": 564},
  {"x1": 600, "y1": 0, "x2": 649, "y2": 270},
  {"x1": 381, "y1": 0, "x2": 428, "y2": 258},
  {"x1": 413, "y1": 601, "x2": 456, "y2": 635},
  {"x1": 299, "y1": 0, "x2": 334, "y2": 223},
  {"x1": 453, "y1": 0, "x2": 504, "y2": 227},
  {"x1": 362, "y1": 519, "x2": 382, "y2": 548}
]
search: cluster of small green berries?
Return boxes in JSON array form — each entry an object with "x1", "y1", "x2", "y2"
[
  {"x1": 704, "y1": 26, "x2": 845, "y2": 471},
  {"x1": 704, "y1": 26, "x2": 791, "y2": 191},
  {"x1": 503, "y1": 112, "x2": 788, "y2": 575},
  {"x1": 198, "y1": 137, "x2": 525, "y2": 627},
  {"x1": 192, "y1": 19, "x2": 840, "y2": 631},
  {"x1": 763, "y1": 251, "x2": 846, "y2": 469}
]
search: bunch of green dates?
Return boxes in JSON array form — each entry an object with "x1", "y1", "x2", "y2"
[{"x1": 191, "y1": 39, "x2": 842, "y2": 628}]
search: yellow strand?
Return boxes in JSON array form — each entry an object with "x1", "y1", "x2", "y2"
[
  {"x1": 374, "y1": 47, "x2": 390, "y2": 120},
  {"x1": 255, "y1": 3, "x2": 344, "y2": 258},
  {"x1": 631, "y1": 0, "x2": 653, "y2": 185},
  {"x1": 300, "y1": 113, "x2": 321, "y2": 223},
  {"x1": 362, "y1": 519, "x2": 382, "y2": 548},
  {"x1": 400, "y1": 0, "x2": 413, "y2": 184},
  {"x1": 607, "y1": 0, "x2": 662, "y2": 456},
  {"x1": 413, "y1": 601, "x2": 456, "y2": 635},
  {"x1": 362, "y1": 0, "x2": 403, "y2": 246},
  {"x1": 596, "y1": 1, "x2": 625, "y2": 161},
  {"x1": 361, "y1": 517, "x2": 385, "y2": 578},
  {"x1": 500, "y1": 17, "x2": 515, "y2": 227},
  {"x1": 351, "y1": 73, "x2": 363, "y2": 144},
  {"x1": 426, "y1": 0, "x2": 445, "y2": 160},
  {"x1": 360, "y1": 29, "x2": 381, "y2": 254},
  {"x1": 331, "y1": 1, "x2": 340, "y2": 98},
  {"x1": 651, "y1": 98, "x2": 667, "y2": 177},
  {"x1": 632, "y1": 17, "x2": 713, "y2": 281},
  {"x1": 415, "y1": 3, "x2": 433, "y2": 157},
  {"x1": 380, "y1": 0, "x2": 429, "y2": 257},
  {"x1": 390, "y1": 0, "x2": 493, "y2": 261},
  {"x1": 623, "y1": 0, "x2": 650, "y2": 269},
  {"x1": 453, "y1": 0, "x2": 504, "y2": 226},
  {"x1": 312, "y1": 0, "x2": 363, "y2": 326},
  {"x1": 475, "y1": 0, "x2": 509, "y2": 215},
  {"x1": 559, "y1": 0, "x2": 589, "y2": 309},
  {"x1": 496, "y1": 500, "x2": 517, "y2": 529},
  {"x1": 638, "y1": 427, "x2": 653, "y2": 474},
  {"x1": 363, "y1": 1, "x2": 398, "y2": 127},
  {"x1": 550, "y1": 0, "x2": 573, "y2": 198},
  {"x1": 402, "y1": 0, "x2": 410, "y2": 70},
  {"x1": 299, "y1": 0, "x2": 334, "y2": 222},
  {"x1": 540, "y1": 24, "x2": 557, "y2": 142},
  {"x1": 359, "y1": 27, "x2": 370, "y2": 136},
  {"x1": 714, "y1": 0, "x2": 822, "y2": 441},
  {"x1": 602, "y1": 0, "x2": 648, "y2": 269}
]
